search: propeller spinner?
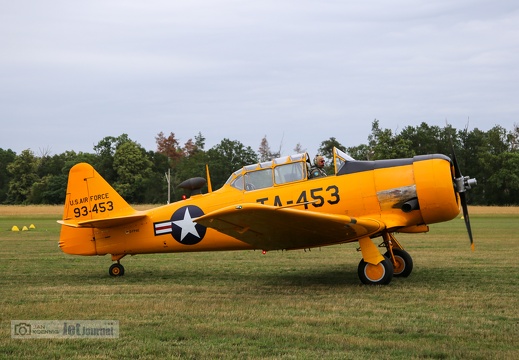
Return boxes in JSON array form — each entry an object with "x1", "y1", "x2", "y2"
[{"x1": 451, "y1": 147, "x2": 477, "y2": 251}]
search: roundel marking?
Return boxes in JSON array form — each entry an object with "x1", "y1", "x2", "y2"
[{"x1": 170, "y1": 205, "x2": 206, "y2": 245}]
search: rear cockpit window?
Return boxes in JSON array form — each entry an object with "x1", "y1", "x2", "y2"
[
  {"x1": 275, "y1": 162, "x2": 305, "y2": 184},
  {"x1": 244, "y1": 169, "x2": 273, "y2": 191}
]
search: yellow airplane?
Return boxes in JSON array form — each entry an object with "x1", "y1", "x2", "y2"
[{"x1": 58, "y1": 147, "x2": 476, "y2": 285}]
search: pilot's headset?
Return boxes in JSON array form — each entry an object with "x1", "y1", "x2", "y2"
[{"x1": 314, "y1": 155, "x2": 324, "y2": 166}]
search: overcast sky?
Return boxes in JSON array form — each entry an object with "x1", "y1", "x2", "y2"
[{"x1": 1, "y1": 0, "x2": 518, "y2": 157}]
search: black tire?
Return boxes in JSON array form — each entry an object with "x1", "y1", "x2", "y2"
[
  {"x1": 358, "y1": 257, "x2": 393, "y2": 285},
  {"x1": 384, "y1": 249, "x2": 413, "y2": 277},
  {"x1": 109, "y1": 263, "x2": 125, "y2": 277}
]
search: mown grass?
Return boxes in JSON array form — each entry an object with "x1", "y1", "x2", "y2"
[{"x1": 0, "y1": 206, "x2": 518, "y2": 359}]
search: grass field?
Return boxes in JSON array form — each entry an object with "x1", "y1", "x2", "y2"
[{"x1": 1, "y1": 206, "x2": 518, "y2": 359}]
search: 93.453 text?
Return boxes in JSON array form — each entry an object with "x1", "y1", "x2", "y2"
[{"x1": 73, "y1": 201, "x2": 114, "y2": 218}]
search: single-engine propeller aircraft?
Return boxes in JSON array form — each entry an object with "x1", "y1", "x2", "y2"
[{"x1": 58, "y1": 147, "x2": 476, "y2": 285}]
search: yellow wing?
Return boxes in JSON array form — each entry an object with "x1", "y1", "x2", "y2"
[{"x1": 195, "y1": 203, "x2": 385, "y2": 250}]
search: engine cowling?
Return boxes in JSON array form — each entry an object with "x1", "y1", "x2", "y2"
[{"x1": 413, "y1": 155, "x2": 460, "y2": 225}]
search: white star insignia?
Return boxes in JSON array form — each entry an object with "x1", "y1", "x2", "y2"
[{"x1": 172, "y1": 208, "x2": 200, "y2": 242}]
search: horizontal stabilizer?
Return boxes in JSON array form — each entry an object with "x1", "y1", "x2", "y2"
[{"x1": 58, "y1": 213, "x2": 147, "y2": 229}]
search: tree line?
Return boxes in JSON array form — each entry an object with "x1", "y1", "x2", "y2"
[{"x1": 1, "y1": 120, "x2": 518, "y2": 206}]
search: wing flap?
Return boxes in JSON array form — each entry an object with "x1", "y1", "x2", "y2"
[{"x1": 195, "y1": 204, "x2": 384, "y2": 250}]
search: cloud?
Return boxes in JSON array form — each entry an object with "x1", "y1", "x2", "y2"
[{"x1": 1, "y1": 1, "x2": 518, "y2": 155}]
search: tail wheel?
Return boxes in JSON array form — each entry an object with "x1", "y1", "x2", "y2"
[
  {"x1": 358, "y1": 258, "x2": 393, "y2": 285},
  {"x1": 385, "y1": 248, "x2": 413, "y2": 277},
  {"x1": 109, "y1": 263, "x2": 125, "y2": 277}
]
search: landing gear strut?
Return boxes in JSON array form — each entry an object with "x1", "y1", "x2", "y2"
[
  {"x1": 357, "y1": 236, "x2": 394, "y2": 285},
  {"x1": 382, "y1": 232, "x2": 413, "y2": 278},
  {"x1": 356, "y1": 232, "x2": 414, "y2": 285},
  {"x1": 385, "y1": 248, "x2": 413, "y2": 277}
]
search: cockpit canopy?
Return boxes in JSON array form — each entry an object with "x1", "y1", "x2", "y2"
[
  {"x1": 224, "y1": 148, "x2": 356, "y2": 192},
  {"x1": 225, "y1": 153, "x2": 310, "y2": 191}
]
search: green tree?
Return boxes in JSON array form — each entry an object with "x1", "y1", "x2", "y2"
[
  {"x1": 194, "y1": 132, "x2": 206, "y2": 150},
  {"x1": 113, "y1": 141, "x2": 153, "y2": 203},
  {"x1": 93, "y1": 134, "x2": 131, "y2": 183},
  {"x1": 182, "y1": 131, "x2": 206, "y2": 157},
  {"x1": 462, "y1": 125, "x2": 519, "y2": 205},
  {"x1": 368, "y1": 119, "x2": 414, "y2": 160},
  {"x1": 318, "y1": 137, "x2": 345, "y2": 160},
  {"x1": 486, "y1": 152, "x2": 519, "y2": 204},
  {"x1": 346, "y1": 144, "x2": 370, "y2": 160},
  {"x1": 173, "y1": 150, "x2": 211, "y2": 199},
  {"x1": 146, "y1": 150, "x2": 171, "y2": 204},
  {"x1": 339, "y1": 121, "x2": 519, "y2": 205},
  {"x1": 508, "y1": 124, "x2": 519, "y2": 151},
  {"x1": 0, "y1": 148, "x2": 16, "y2": 203},
  {"x1": 29, "y1": 152, "x2": 68, "y2": 204},
  {"x1": 151, "y1": 132, "x2": 209, "y2": 203},
  {"x1": 6, "y1": 149, "x2": 39, "y2": 204},
  {"x1": 398, "y1": 122, "x2": 442, "y2": 155},
  {"x1": 34, "y1": 151, "x2": 96, "y2": 204},
  {"x1": 30, "y1": 174, "x2": 66, "y2": 204},
  {"x1": 458, "y1": 127, "x2": 491, "y2": 204},
  {"x1": 485, "y1": 125, "x2": 511, "y2": 155},
  {"x1": 206, "y1": 139, "x2": 258, "y2": 189}
]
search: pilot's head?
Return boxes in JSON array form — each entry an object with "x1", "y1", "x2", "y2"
[{"x1": 314, "y1": 155, "x2": 325, "y2": 168}]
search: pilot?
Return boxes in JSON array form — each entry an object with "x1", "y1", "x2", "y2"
[{"x1": 309, "y1": 155, "x2": 327, "y2": 178}]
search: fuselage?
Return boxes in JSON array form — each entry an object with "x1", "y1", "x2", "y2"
[{"x1": 62, "y1": 153, "x2": 460, "y2": 257}]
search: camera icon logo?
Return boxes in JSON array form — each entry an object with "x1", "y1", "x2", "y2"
[{"x1": 14, "y1": 323, "x2": 32, "y2": 336}]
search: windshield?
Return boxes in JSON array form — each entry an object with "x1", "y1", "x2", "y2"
[{"x1": 334, "y1": 147, "x2": 355, "y2": 174}]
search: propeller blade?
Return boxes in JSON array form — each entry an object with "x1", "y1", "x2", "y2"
[
  {"x1": 450, "y1": 141, "x2": 476, "y2": 251},
  {"x1": 449, "y1": 137, "x2": 463, "y2": 178},
  {"x1": 451, "y1": 148, "x2": 462, "y2": 179},
  {"x1": 459, "y1": 192, "x2": 475, "y2": 251}
]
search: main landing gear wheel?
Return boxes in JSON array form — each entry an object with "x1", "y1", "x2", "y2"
[
  {"x1": 358, "y1": 258, "x2": 393, "y2": 285},
  {"x1": 385, "y1": 248, "x2": 413, "y2": 278},
  {"x1": 109, "y1": 263, "x2": 125, "y2": 277}
]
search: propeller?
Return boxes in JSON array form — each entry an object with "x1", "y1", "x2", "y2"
[{"x1": 450, "y1": 144, "x2": 477, "y2": 251}]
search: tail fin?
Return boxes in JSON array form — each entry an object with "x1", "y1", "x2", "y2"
[{"x1": 58, "y1": 163, "x2": 143, "y2": 255}]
